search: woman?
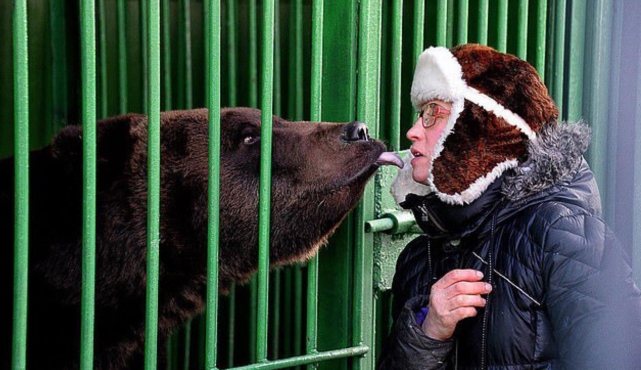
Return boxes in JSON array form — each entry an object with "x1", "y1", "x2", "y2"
[{"x1": 377, "y1": 44, "x2": 641, "y2": 370}]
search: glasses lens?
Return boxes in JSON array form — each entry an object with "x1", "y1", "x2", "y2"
[{"x1": 422, "y1": 105, "x2": 437, "y2": 128}]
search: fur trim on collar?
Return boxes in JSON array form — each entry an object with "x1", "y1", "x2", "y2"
[{"x1": 502, "y1": 121, "x2": 591, "y2": 201}]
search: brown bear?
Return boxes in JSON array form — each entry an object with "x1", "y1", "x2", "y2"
[{"x1": 0, "y1": 108, "x2": 402, "y2": 370}]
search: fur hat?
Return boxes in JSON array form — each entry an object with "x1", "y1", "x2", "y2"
[{"x1": 392, "y1": 44, "x2": 559, "y2": 206}]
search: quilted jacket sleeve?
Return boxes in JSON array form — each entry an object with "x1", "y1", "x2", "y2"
[
  {"x1": 543, "y1": 213, "x2": 641, "y2": 370},
  {"x1": 377, "y1": 237, "x2": 453, "y2": 370}
]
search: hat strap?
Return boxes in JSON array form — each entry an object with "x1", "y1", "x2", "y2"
[{"x1": 464, "y1": 87, "x2": 537, "y2": 141}]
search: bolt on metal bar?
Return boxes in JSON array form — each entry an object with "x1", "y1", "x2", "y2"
[
  {"x1": 413, "y1": 0, "x2": 425, "y2": 64},
  {"x1": 354, "y1": 1, "x2": 382, "y2": 368},
  {"x1": 144, "y1": 0, "x2": 161, "y2": 368},
  {"x1": 567, "y1": 0, "x2": 586, "y2": 123},
  {"x1": 517, "y1": 0, "x2": 529, "y2": 59},
  {"x1": 306, "y1": 1, "x2": 324, "y2": 368},
  {"x1": 226, "y1": 346, "x2": 369, "y2": 370},
  {"x1": 553, "y1": 0, "x2": 567, "y2": 120},
  {"x1": 535, "y1": 0, "x2": 548, "y2": 80},
  {"x1": 118, "y1": 0, "x2": 129, "y2": 113},
  {"x1": 497, "y1": 0, "x2": 508, "y2": 52},
  {"x1": 98, "y1": 0, "x2": 108, "y2": 118},
  {"x1": 436, "y1": 0, "x2": 447, "y2": 46},
  {"x1": 79, "y1": 0, "x2": 97, "y2": 369},
  {"x1": 162, "y1": 0, "x2": 171, "y2": 110},
  {"x1": 477, "y1": 0, "x2": 489, "y2": 45},
  {"x1": 257, "y1": 0, "x2": 275, "y2": 362},
  {"x1": 12, "y1": 1, "x2": 29, "y2": 369},
  {"x1": 205, "y1": 1, "x2": 221, "y2": 369},
  {"x1": 457, "y1": 0, "x2": 469, "y2": 45},
  {"x1": 390, "y1": 0, "x2": 402, "y2": 151}
]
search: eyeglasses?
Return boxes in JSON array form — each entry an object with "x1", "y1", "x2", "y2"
[{"x1": 419, "y1": 103, "x2": 451, "y2": 129}]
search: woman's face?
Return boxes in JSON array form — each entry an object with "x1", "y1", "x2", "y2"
[{"x1": 406, "y1": 100, "x2": 453, "y2": 184}]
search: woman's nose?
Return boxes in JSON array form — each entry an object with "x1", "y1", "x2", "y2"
[{"x1": 406, "y1": 119, "x2": 422, "y2": 142}]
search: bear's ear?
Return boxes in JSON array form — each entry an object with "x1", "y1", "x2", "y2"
[{"x1": 51, "y1": 125, "x2": 83, "y2": 163}]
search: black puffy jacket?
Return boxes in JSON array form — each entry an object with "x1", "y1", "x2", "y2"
[{"x1": 378, "y1": 123, "x2": 641, "y2": 370}]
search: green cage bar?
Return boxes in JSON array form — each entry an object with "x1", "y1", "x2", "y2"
[
  {"x1": 12, "y1": 0, "x2": 29, "y2": 369},
  {"x1": 414, "y1": 0, "x2": 425, "y2": 64},
  {"x1": 446, "y1": 0, "x2": 454, "y2": 47},
  {"x1": 436, "y1": 0, "x2": 447, "y2": 46},
  {"x1": 354, "y1": 0, "x2": 381, "y2": 368},
  {"x1": 477, "y1": 0, "x2": 489, "y2": 45},
  {"x1": 182, "y1": 0, "x2": 193, "y2": 109},
  {"x1": 458, "y1": 0, "x2": 469, "y2": 45},
  {"x1": 497, "y1": 0, "x2": 508, "y2": 52},
  {"x1": 98, "y1": 0, "x2": 108, "y2": 118},
  {"x1": 205, "y1": 0, "x2": 222, "y2": 368},
  {"x1": 50, "y1": 0, "x2": 68, "y2": 131},
  {"x1": 118, "y1": 0, "x2": 129, "y2": 113},
  {"x1": 306, "y1": 0, "x2": 324, "y2": 368},
  {"x1": 144, "y1": 0, "x2": 161, "y2": 368},
  {"x1": 390, "y1": 0, "x2": 403, "y2": 150},
  {"x1": 294, "y1": 267, "x2": 303, "y2": 360},
  {"x1": 249, "y1": 0, "x2": 258, "y2": 360},
  {"x1": 567, "y1": 0, "x2": 586, "y2": 122},
  {"x1": 79, "y1": 0, "x2": 97, "y2": 369},
  {"x1": 257, "y1": 0, "x2": 275, "y2": 362},
  {"x1": 272, "y1": 0, "x2": 282, "y2": 362},
  {"x1": 141, "y1": 0, "x2": 149, "y2": 113},
  {"x1": 517, "y1": 0, "x2": 529, "y2": 59},
  {"x1": 553, "y1": 0, "x2": 566, "y2": 119},
  {"x1": 535, "y1": 0, "x2": 548, "y2": 79},
  {"x1": 162, "y1": 0, "x2": 171, "y2": 110}
]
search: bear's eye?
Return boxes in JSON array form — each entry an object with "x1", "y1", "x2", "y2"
[{"x1": 243, "y1": 135, "x2": 261, "y2": 145}]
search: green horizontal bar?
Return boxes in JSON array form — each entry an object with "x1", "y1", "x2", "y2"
[
  {"x1": 12, "y1": 0, "x2": 29, "y2": 369},
  {"x1": 364, "y1": 218, "x2": 395, "y2": 233},
  {"x1": 223, "y1": 346, "x2": 370, "y2": 370}
]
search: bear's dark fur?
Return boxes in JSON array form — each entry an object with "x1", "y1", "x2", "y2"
[{"x1": 0, "y1": 108, "x2": 388, "y2": 370}]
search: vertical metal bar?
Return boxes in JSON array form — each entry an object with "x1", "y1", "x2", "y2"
[
  {"x1": 272, "y1": 271, "x2": 281, "y2": 360},
  {"x1": 553, "y1": 0, "x2": 567, "y2": 120},
  {"x1": 183, "y1": 321, "x2": 192, "y2": 370},
  {"x1": 272, "y1": 0, "x2": 281, "y2": 361},
  {"x1": 51, "y1": 0, "x2": 68, "y2": 131},
  {"x1": 535, "y1": 0, "x2": 548, "y2": 79},
  {"x1": 517, "y1": 0, "x2": 529, "y2": 60},
  {"x1": 436, "y1": 0, "x2": 447, "y2": 46},
  {"x1": 354, "y1": 1, "x2": 381, "y2": 368},
  {"x1": 446, "y1": 0, "x2": 454, "y2": 47},
  {"x1": 294, "y1": 0, "x2": 304, "y2": 119},
  {"x1": 79, "y1": 0, "x2": 98, "y2": 369},
  {"x1": 99, "y1": 0, "x2": 108, "y2": 118},
  {"x1": 141, "y1": 0, "x2": 149, "y2": 113},
  {"x1": 228, "y1": 283, "x2": 237, "y2": 367},
  {"x1": 205, "y1": 0, "x2": 221, "y2": 368},
  {"x1": 12, "y1": 1, "x2": 29, "y2": 369},
  {"x1": 249, "y1": 0, "x2": 258, "y2": 107},
  {"x1": 390, "y1": 0, "x2": 403, "y2": 151},
  {"x1": 118, "y1": 0, "x2": 129, "y2": 113},
  {"x1": 583, "y1": 0, "x2": 612, "y2": 202},
  {"x1": 161, "y1": 0, "x2": 171, "y2": 110},
  {"x1": 144, "y1": 0, "x2": 161, "y2": 368},
  {"x1": 294, "y1": 266, "x2": 303, "y2": 360},
  {"x1": 477, "y1": 0, "x2": 489, "y2": 45},
  {"x1": 228, "y1": 0, "x2": 237, "y2": 107},
  {"x1": 182, "y1": 0, "x2": 193, "y2": 108},
  {"x1": 497, "y1": 0, "x2": 508, "y2": 52},
  {"x1": 567, "y1": 0, "x2": 586, "y2": 122},
  {"x1": 257, "y1": 0, "x2": 275, "y2": 362},
  {"x1": 457, "y1": 0, "x2": 468, "y2": 45},
  {"x1": 413, "y1": 0, "x2": 425, "y2": 64}
]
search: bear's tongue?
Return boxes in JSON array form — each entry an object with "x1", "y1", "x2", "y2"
[{"x1": 375, "y1": 152, "x2": 404, "y2": 168}]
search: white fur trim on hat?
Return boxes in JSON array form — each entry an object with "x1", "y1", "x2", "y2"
[{"x1": 410, "y1": 47, "x2": 467, "y2": 109}]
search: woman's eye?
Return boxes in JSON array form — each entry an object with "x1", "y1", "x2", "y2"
[{"x1": 243, "y1": 135, "x2": 260, "y2": 145}]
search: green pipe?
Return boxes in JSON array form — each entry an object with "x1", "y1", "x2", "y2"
[
  {"x1": 141, "y1": 0, "x2": 149, "y2": 113},
  {"x1": 307, "y1": 1, "x2": 324, "y2": 368},
  {"x1": 295, "y1": 0, "x2": 304, "y2": 119},
  {"x1": 553, "y1": 0, "x2": 567, "y2": 120},
  {"x1": 354, "y1": 1, "x2": 381, "y2": 368},
  {"x1": 457, "y1": 0, "x2": 468, "y2": 46},
  {"x1": 228, "y1": 0, "x2": 238, "y2": 107},
  {"x1": 118, "y1": 0, "x2": 129, "y2": 113},
  {"x1": 226, "y1": 345, "x2": 370, "y2": 370},
  {"x1": 390, "y1": 0, "x2": 402, "y2": 151},
  {"x1": 183, "y1": 320, "x2": 192, "y2": 370},
  {"x1": 273, "y1": 270, "x2": 281, "y2": 359},
  {"x1": 257, "y1": 0, "x2": 275, "y2": 362},
  {"x1": 228, "y1": 283, "x2": 237, "y2": 367},
  {"x1": 535, "y1": 0, "x2": 548, "y2": 80},
  {"x1": 365, "y1": 211, "x2": 421, "y2": 234},
  {"x1": 183, "y1": 0, "x2": 192, "y2": 108},
  {"x1": 161, "y1": 0, "x2": 171, "y2": 110},
  {"x1": 436, "y1": 0, "x2": 447, "y2": 47},
  {"x1": 249, "y1": 0, "x2": 257, "y2": 108},
  {"x1": 517, "y1": 0, "x2": 529, "y2": 60},
  {"x1": 205, "y1": 1, "x2": 221, "y2": 368},
  {"x1": 413, "y1": 0, "x2": 425, "y2": 64},
  {"x1": 50, "y1": 0, "x2": 69, "y2": 131},
  {"x1": 98, "y1": 0, "x2": 108, "y2": 118},
  {"x1": 283, "y1": 269, "x2": 292, "y2": 357},
  {"x1": 144, "y1": 0, "x2": 161, "y2": 368},
  {"x1": 250, "y1": 277, "x2": 257, "y2": 362},
  {"x1": 12, "y1": 1, "x2": 29, "y2": 369},
  {"x1": 274, "y1": 0, "x2": 282, "y2": 117},
  {"x1": 477, "y1": 0, "x2": 489, "y2": 45},
  {"x1": 79, "y1": 0, "x2": 97, "y2": 369},
  {"x1": 446, "y1": 0, "x2": 454, "y2": 47},
  {"x1": 567, "y1": 0, "x2": 586, "y2": 123},
  {"x1": 497, "y1": 0, "x2": 508, "y2": 52},
  {"x1": 294, "y1": 266, "x2": 303, "y2": 364}
]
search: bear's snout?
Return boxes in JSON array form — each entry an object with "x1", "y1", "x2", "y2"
[{"x1": 342, "y1": 121, "x2": 370, "y2": 142}]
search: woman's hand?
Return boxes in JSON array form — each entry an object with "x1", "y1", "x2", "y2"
[{"x1": 421, "y1": 269, "x2": 492, "y2": 341}]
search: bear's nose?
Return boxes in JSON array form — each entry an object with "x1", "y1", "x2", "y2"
[{"x1": 343, "y1": 121, "x2": 370, "y2": 142}]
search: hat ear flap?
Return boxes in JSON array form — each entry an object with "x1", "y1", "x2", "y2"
[{"x1": 410, "y1": 47, "x2": 467, "y2": 110}]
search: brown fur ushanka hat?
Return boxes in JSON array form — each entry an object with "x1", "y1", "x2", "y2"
[{"x1": 398, "y1": 44, "x2": 559, "y2": 205}]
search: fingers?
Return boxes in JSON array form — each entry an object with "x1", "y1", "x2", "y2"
[
  {"x1": 450, "y1": 307, "x2": 479, "y2": 321},
  {"x1": 445, "y1": 281, "x2": 493, "y2": 299},
  {"x1": 447, "y1": 294, "x2": 486, "y2": 311},
  {"x1": 433, "y1": 269, "x2": 484, "y2": 290}
]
